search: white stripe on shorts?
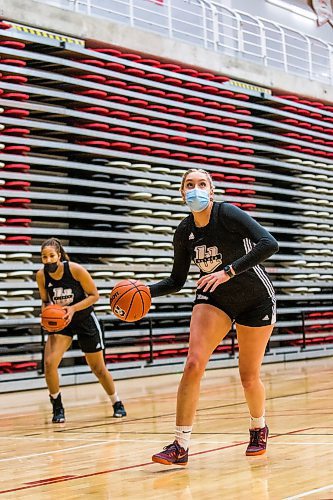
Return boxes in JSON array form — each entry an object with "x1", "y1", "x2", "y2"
[
  {"x1": 91, "y1": 312, "x2": 104, "y2": 350},
  {"x1": 243, "y1": 238, "x2": 276, "y2": 324}
]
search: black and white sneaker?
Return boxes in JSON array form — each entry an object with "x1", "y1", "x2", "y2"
[
  {"x1": 112, "y1": 401, "x2": 127, "y2": 418},
  {"x1": 50, "y1": 393, "x2": 65, "y2": 423}
]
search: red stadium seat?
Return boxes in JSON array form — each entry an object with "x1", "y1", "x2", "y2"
[
  {"x1": 77, "y1": 74, "x2": 107, "y2": 83},
  {"x1": 159, "y1": 63, "x2": 181, "y2": 71},
  {"x1": 150, "y1": 149, "x2": 171, "y2": 157},
  {"x1": 6, "y1": 218, "x2": 31, "y2": 226},
  {"x1": 168, "y1": 108, "x2": 186, "y2": 116},
  {"x1": 204, "y1": 101, "x2": 221, "y2": 109},
  {"x1": 188, "y1": 140, "x2": 207, "y2": 148},
  {"x1": 80, "y1": 123, "x2": 110, "y2": 131},
  {"x1": 77, "y1": 106, "x2": 109, "y2": 115},
  {"x1": 0, "y1": 75, "x2": 28, "y2": 84},
  {"x1": 125, "y1": 68, "x2": 146, "y2": 78},
  {"x1": 1, "y1": 163, "x2": 30, "y2": 172},
  {"x1": 150, "y1": 133, "x2": 169, "y2": 141},
  {"x1": 2, "y1": 127, "x2": 30, "y2": 136},
  {"x1": 145, "y1": 72, "x2": 164, "y2": 82},
  {"x1": 1, "y1": 59, "x2": 26, "y2": 67},
  {"x1": 206, "y1": 131, "x2": 224, "y2": 138},
  {"x1": 140, "y1": 58, "x2": 160, "y2": 67},
  {"x1": 109, "y1": 127, "x2": 130, "y2": 134},
  {"x1": 169, "y1": 152, "x2": 190, "y2": 161},
  {"x1": 120, "y1": 53, "x2": 142, "y2": 62},
  {"x1": 207, "y1": 158, "x2": 225, "y2": 166},
  {"x1": 77, "y1": 140, "x2": 111, "y2": 148},
  {"x1": 76, "y1": 58, "x2": 105, "y2": 67},
  {"x1": 93, "y1": 48, "x2": 122, "y2": 57},
  {"x1": 105, "y1": 79, "x2": 127, "y2": 88},
  {"x1": 3, "y1": 145, "x2": 30, "y2": 154},
  {"x1": 109, "y1": 110, "x2": 130, "y2": 119},
  {"x1": 184, "y1": 97, "x2": 205, "y2": 106},
  {"x1": 2, "y1": 92, "x2": 29, "y2": 100},
  {"x1": 3, "y1": 109, "x2": 29, "y2": 118},
  {"x1": 189, "y1": 155, "x2": 208, "y2": 163},
  {"x1": 175, "y1": 68, "x2": 199, "y2": 77},
  {"x1": 146, "y1": 89, "x2": 166, "y2": 98},
  {"x1": 169, "y1": 136, "x2": 187, "y2": 144},
  {"x1": 188, "y1": 125, "x2": 207, "y2": 134},
  {"x1": 76, "y1": 89, "x2": 108, "y2": 99},
  {"x1": 4, "y1": 181, "x2": 30, "y2": 190},
  {"x1": 131, "y1": 146, "x2": 152, "y2": 155},
  {"x1": 131, "y1": 130, "x2": 151, "y2": 139},
  {"x1": 5, "y1": 234, "x2": 32, "y2": 244},
  {"x1": 110, "y1": 142, "x2": 131, "y2": 151}
]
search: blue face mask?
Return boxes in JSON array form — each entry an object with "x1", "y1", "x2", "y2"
[{"x1": 185, "y1": 188, "x2": 210, "y2": 212}]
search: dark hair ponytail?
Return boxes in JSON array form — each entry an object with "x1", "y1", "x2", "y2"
[{"x1": 41, "y1": 238, "x2": 70, "y2": 261}]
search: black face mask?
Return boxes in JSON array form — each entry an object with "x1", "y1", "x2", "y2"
[{"x1": 44, "y1": 262, "x2": 58, "y2": 274}]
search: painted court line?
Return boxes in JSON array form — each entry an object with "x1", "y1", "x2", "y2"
[
  {"x1": 284, "y1": 483, "x2": 333, "y2": 499},
  {"x1": 0, "y1": 440, "x2": 251, "y2": 494},
  {"x1": 0, "y1": 426, "x2": 311, "y2": 495},
  {"x1": 0, "y1": 441, "x2": 109, "y2": 463}
]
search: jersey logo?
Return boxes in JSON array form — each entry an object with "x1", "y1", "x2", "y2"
[
  {"x1": 262, "y1": 315, "x2": 269, "y2": 321},
  {"x1": 51, "y1": 287, "x2": 74, "y2": 306},
  {"x1": 189, "y1": 232, "x2": 194, "y2": 240},
  {"x1": 194, "y1": 245, "x2": 222, "y2": 273}
]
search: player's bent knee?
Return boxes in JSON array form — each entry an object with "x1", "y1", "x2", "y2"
[
  {"x1": 44, "y1": 356, "x2": 60, "y2": 372},
  {"x1": 90, "y1": 365, "x2": 108, "y2": 379},
  {"x1": 239, "y1": 374, "x2": 260, "y2": 390},
  {"x1": 184, "y1": 356, "x2": 206, "y2": 377}
]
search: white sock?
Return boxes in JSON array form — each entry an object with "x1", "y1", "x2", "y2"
[
  {"x1": 50, "y1": 392, "x2": 60, "y2": 399},
  {"x1": 175, "y1": 425, "x2": 192, "y2": 450},
  {"x1": 250, "y1": 415, "x2": 265, "y2": 429},
  {"x1": 109, "y1": 392, "x2": 119, "y2": 405}
]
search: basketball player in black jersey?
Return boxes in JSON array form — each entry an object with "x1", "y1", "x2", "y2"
[
  {"x1": 151, "y1": 169, "x2": 279, "y2": 466},
  {"x1": 36, "y1": 238, "x2": 126, "y2": 423}
]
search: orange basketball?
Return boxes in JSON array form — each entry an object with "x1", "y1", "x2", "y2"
[
  {"x1": 109, "y1": 279, "x2": 151, "y2": 322},
  {"x1": 41, "y1": 304, "x2": 67, "y2": 332}
]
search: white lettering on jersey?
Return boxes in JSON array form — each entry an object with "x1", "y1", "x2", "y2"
[
  {"x1": 194, "y1": 245, "x2": 222, "y2": 273},
  {"x1": 52, "y1": 287, "x2": 74, "y2": 306}
]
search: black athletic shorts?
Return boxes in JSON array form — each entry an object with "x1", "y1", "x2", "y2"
[
  {"x1": 194, "y1": 291, "x2": 276, "y2": 327},
  {"x1": 49, "y1": 312, "x2": 104, "y2": 353}
]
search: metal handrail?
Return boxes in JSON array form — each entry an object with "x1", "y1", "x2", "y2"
[{"x1": 37, "y1": 0, "x2": 333, "y2": 84}]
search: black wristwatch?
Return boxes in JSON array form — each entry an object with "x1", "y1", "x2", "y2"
[{"x1": 224, "y1": 264, "x2": 235, "y2": 279}]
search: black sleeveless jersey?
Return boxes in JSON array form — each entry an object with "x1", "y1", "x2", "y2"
[
  {"x1": 150, "y1": 202, "x2": 278, "y2": 303},
  {"x1": 44, "y1": 261, "x2": 93, "y2": 322}
]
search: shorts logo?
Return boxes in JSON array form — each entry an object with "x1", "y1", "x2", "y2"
[
  {"x1": 114, "y1": 305, "x2": 125, "y2": 317},
  {"x1": 194, "y1": 245, "x2": 222, "y2": 273},
  {"x1": 196, "y1": 294, "x2": 208, "y2": 300}
]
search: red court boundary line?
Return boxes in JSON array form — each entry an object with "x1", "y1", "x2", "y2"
[{"x1": 0, "y1": 426, "x2": 313, "y2": 495}]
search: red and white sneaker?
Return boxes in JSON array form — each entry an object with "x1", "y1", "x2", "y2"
[
  {"x1": 246, "y1": 425, "x2": 269, "y2": 456},
  {"x1": 152, "y1": 440, "x2": 188, "y2": 466}
]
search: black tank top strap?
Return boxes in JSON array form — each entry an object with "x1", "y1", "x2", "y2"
[{"x1": 62, "y1": 261, "x2": 72, "y2": 280}]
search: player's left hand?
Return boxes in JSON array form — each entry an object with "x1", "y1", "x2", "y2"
[
  {"x1": 62, "y1": 306, "x2": 75, "y2": 326},
  {"x1": 197, "y1": 270, "x2": 230, "y2": 293}
]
